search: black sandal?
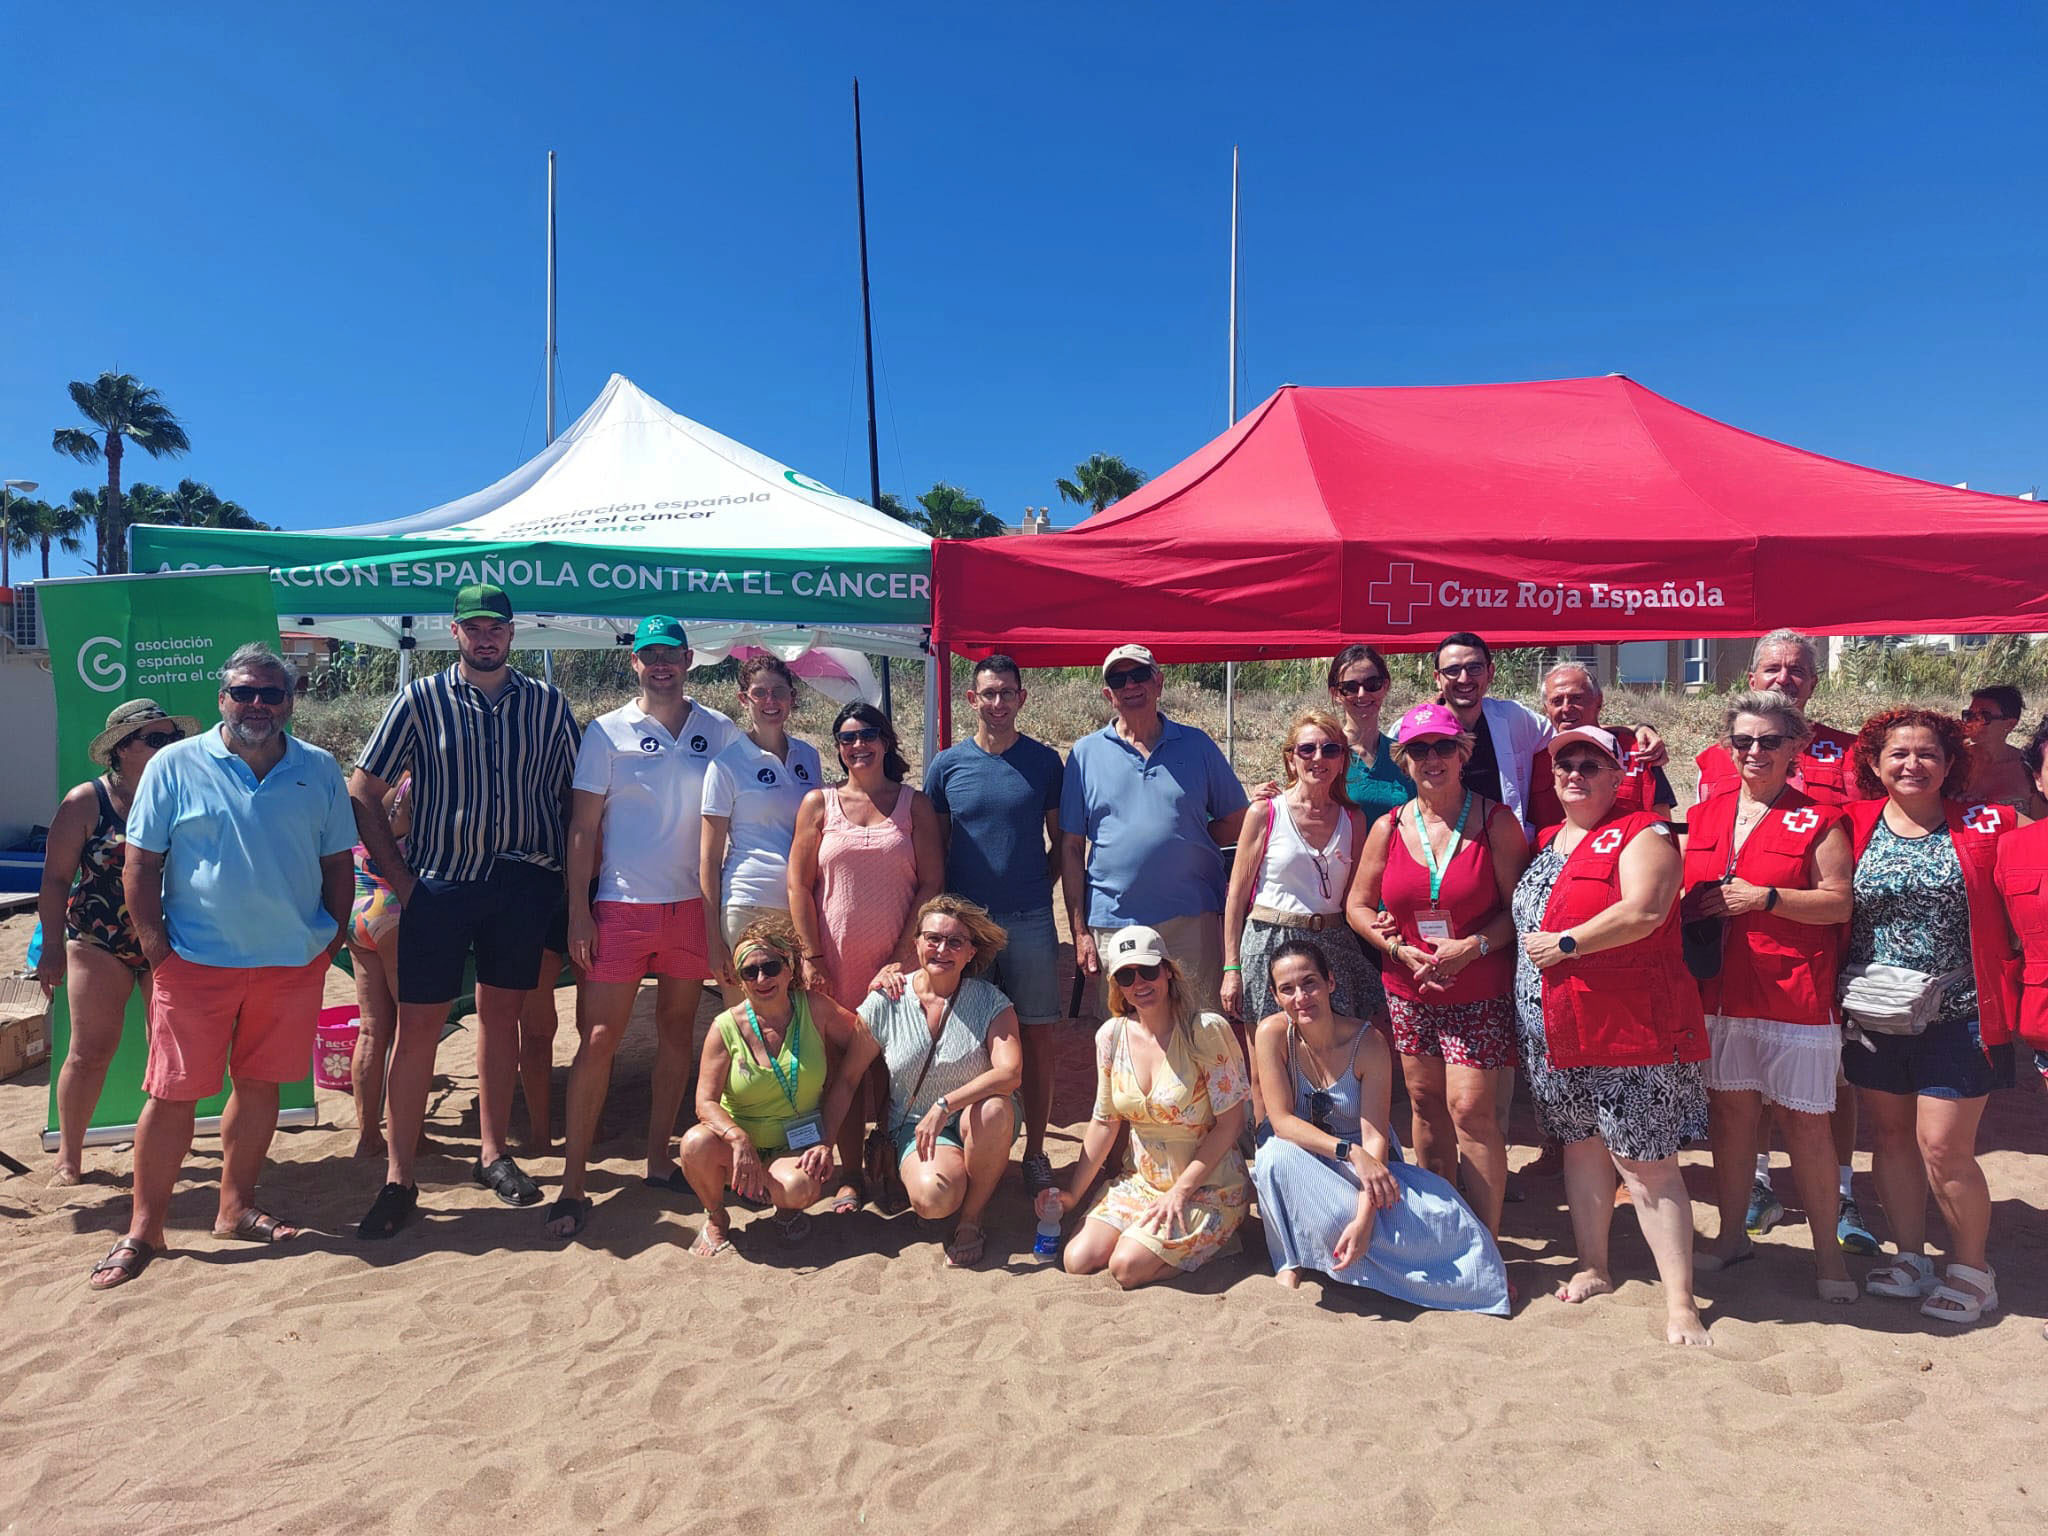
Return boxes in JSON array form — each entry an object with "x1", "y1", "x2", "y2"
[
  {"x1": 545, "y1": 1195, "x2": 590, "y2": 1239},
  {"x1": 88, "y1": 1236, "x2": 155, "y2": 1291},
  {"x1": 473, "y1": 1156, "x2": 541, "y2": 1207},
  {"x1": 357, "y1": 1182, "x2": 418, "y2": 1240}
]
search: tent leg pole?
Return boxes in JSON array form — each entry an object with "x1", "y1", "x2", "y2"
[
  {"x1": 926, "y1": 643, "x2": 950, "y2": 760},
  {"x1": 879, "y1": 656, "x2": 892, "y2": 718},
  {"x1": 398, "y1": 616, "x2": 414, "y2": 688},
  {"x1": 1225, "y1": 660, "x2": 1237, "y2": 769},
  {"x1": 543, "y1": 648, "x2": 554, "y2": 686}
]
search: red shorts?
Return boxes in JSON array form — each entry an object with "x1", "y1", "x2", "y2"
[
  {"x1": 145, "y1": 951, "x2": 328, "y2": 1101},
  {"x1": 585, "y1": 898, "x2": 710, "y2": 986}
]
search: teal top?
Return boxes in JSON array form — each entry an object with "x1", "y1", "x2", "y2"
[{"x1": 1345, "y1": 734, "x2": 1416, "y2": 818}]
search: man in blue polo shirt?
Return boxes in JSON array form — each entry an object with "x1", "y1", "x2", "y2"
[
  {"x1": 1061, "y1": 643, "x2": 1248, "y2": 1012},
  {"x1": 925, "y1": 654, "x2": 1065, "y2": 1188}
]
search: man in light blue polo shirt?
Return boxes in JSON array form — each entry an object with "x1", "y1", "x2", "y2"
[
  {"x1": 1060, "y1": 643, "x2": 1248, "y2": 1011},
  {"x1": 88, "y1": 644, "x2": 355, "y2": 1291}
]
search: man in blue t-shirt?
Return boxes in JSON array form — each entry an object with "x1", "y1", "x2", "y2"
[
  {"x1": 924, "y1": 654, "x2": 1065, "y2": 1189},
  {"x1": 1060, "y1": 643, "x2": 1249, "y2": 1014}
]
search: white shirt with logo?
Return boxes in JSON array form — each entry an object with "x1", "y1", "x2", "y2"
[
  {"x1": 699, "y1": 733, "x2": 825, "y2": 909},
  {"x1": 572, "y1": 699, "x2": 740, "y2": 903}
]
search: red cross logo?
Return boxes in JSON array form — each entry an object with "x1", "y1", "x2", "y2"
[
  {"x1": 1963, "y1": 804, "x2": 2004, "y2": 835},
  {"x1": 1367, "y1": 562, "x2": 1433, "y2": 626},
  {"x1": 1591, "y1": 827, "x2": 1625, "y2": 854},
  {"x1": 1782, "y1": 807, "x2": 1820, "y2": 835},
  {"x1": 1807, "y1": 739, "x2": 1843, "y2": 762}
]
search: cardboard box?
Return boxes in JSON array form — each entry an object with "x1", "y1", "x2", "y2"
[{"x1": 0, "y1": 1007, "x2": 50, "y2": 1081}]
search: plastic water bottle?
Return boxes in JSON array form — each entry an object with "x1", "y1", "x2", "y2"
[{"x1": 1032, "y1": 1188, "x2": 1063, "y2": 1261}]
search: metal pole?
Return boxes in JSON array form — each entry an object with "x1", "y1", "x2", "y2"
[
  {"x1": 854, "y1": 80, "x2": 892, "y2": 719},
  {"x1": 543, "y1": 150, "x2": 557, "y2": 683},
  {"x1": 1224, "y1": 146, "x2": 1241, "y2": 767}
]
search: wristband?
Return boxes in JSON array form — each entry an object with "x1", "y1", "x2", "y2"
[
  {"x1": 1221, "y1": 964, "x2": 1242, "y2": 973},
  {"x1": 1764, "y1": 887, "x2": 1780, "y2": 911}
]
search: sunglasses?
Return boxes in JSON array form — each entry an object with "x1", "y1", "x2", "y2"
[
  {"x1": 1554, "y1": 756, "x2": 1613, "y2": 777},
  {"x1": 918, "y1": 931, "x2": 973, "y2": 951},
  {"x1": 124, "y1": 729, "x2": 184, "y2": 751},
  {"x1": 223, "y1": 685, "x2": 288, "y2": 705},
  {"x1": 1407, "y1": 738, "x2": 1461, "y2": 760},
  {"x1": 1112, "y1": 962, "x2": 1164, "y2": 987},
  {"x1": 836, "y1": 727, "x2": 883, "y2": 745},
  {"x1": 1292, "y1": 741, "x2": 1347, "y2": 761},
  {"x1": 743, "y1": 686, "x2": 793, "y2": 703},
  {"x1": 1307, "y1": 1089, "x2": 1336, "y2": 1134},
  {"x1": 1436, "y1": 662, "x2": 1488, "y2": 679},
  {"x1": 1104, "y1": 666, "x2": 1155, "y2": 690},
  {"x1": 1728, "y1": 733, "x2": 1789, "y2": 753},
  {"x1": 1960, "y1": 710, "x2": 2009, "y2": 725},
  {"x1": 1335, "y1": 677, "x2": 1389, "y2": 697},
  {"x1": 738, "y1": 959, "x2": 785, "y2": 982}
]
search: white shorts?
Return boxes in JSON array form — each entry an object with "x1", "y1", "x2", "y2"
[{"x1": 1703, "y1": 1015, "x2": 1840, "y2": 1115}]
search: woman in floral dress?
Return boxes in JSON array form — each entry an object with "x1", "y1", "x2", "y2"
[{"x1": 1048, "y1": 925, "x2": 1251, "y2": 1286}]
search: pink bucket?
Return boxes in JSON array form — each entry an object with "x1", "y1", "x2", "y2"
[{"x1": 314, "y1": 1005, "x2": 360, "y2": 1092}]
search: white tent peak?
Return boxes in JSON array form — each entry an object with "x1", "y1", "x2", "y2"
[{"x1": 329, "y1": 373, "x2": 927, "y2": 552}]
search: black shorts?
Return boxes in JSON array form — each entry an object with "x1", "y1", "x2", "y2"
[{"x1": 397, "y1": 860, "x2": 566, "y2": 1004}]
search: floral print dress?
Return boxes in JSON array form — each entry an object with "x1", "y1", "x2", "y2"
[{"x1": 1084, "y1": 1010, "x2": 1251, "y2": 1271}]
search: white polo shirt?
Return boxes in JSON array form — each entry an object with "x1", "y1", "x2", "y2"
[
  {"x1": 700, "y1": 733, "x2": 825, "y2": 909},
  {"x1": 572, "y1": 699, "x2": 739, "y2": 904}
]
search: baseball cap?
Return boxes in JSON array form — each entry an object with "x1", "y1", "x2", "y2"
[
  {"x1": 1101, "y1": 643, "x2": 1156, "y2": 681},
  {"x1": 453, "y1": 582, "x2": 514, "y2": 623},
  {"x1": 633, "y1": 615, "x2": 689, "y2": 652},
  {"x1": 1394, "y1": 702, "x2": 1464, "y2": 746},
  {"x1": 1549, "y1": 725, "x2": 1622, "y2": 764},
  {"x1": 1104, "y1": 925, "x2": 1170, "y2": 969}
]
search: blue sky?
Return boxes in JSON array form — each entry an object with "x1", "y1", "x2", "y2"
[{"x1": 3, "y1": 4, "x2": 2042, "y2": 575}]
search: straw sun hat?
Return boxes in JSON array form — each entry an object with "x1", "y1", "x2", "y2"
[{"x1": 88, "y1": 698, "x2": 202, "y2": 766}]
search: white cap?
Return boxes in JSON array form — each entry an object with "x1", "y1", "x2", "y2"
[
  {"x1": 1549, "y1": 725, "x2": 1622, "y2": 764},
  {"x1": 1104, "y1": 925, "x2": 1170, "y2": 969},
  {"x1": 1101, "y1": 643, "x2": 1156, "y2": 680}
]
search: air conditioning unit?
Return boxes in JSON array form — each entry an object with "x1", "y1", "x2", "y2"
[{"x1": 9, "y1": 583, "x2": 42, "y2": 650}]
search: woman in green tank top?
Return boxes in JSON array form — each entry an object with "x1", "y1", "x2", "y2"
[{"x1": 679, "y1": 914, "x2": 863, "y2": 1256}]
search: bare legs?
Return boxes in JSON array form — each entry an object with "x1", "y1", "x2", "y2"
[
  {"x1": 1555, "y1": 1134, "x2": 1711, "y2": 1346},
  {"x1": 53, "y1": 942, "x2": 144, "y2": 1183},
  {"x1": 645, "y1": 977, "x2": 704, "y2": 1179},
  {"x1": 345, "y1": 939, "x2": 399, "y2": 1160},
  {"x1": 516, "y1": 952, "x2": 563, "y2": 1156},
  {"x1": 899, "y1": 1096, "x2": 1014, "y2": 1248},
  {"x1": 119, "y1": 1079, "x2": 289, "y2": 1252},
  {"x1": 1861, "y1": 1086, "x2": 1991, "y2": 1271},
  {"x1": 1400, "y1": 1054, "x2": 1505, "y2": 1231},
  {"x1": 383, "y1": 982, "x2": 526, "y2": 1188},
  {"x1": 1062, "y1": 1215, "x2": 1175, "y2": 1289},
  {"x1": 677, "y1": 1123, "x2": 825, "y2": 1251},
  {"x1": 1709, "y1": 1085, "x2": 1855, "y2": 1281},
  {"x1": 1020, "y1": 1024, "x2": 1057, "y2": 1164}
]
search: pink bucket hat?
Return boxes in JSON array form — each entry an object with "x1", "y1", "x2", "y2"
[{"x1": 1394, "y1": 702, "x2": 1463, "y2": 745}]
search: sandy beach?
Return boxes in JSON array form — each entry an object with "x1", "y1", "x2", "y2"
[{"x1": 2, "y1": 905, "x2": 2045, "y2": 1536}]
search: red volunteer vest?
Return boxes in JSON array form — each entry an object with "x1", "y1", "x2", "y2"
[
  {"x1": 1679, "y1": 787, "x2": 1845, "y2": 1026},
  {"x1": 1526, "y1": 727, "x2": 1662, "y2": 834},
  {"x1": 1695, "y1": 723, "x2": 1858, "y2": 807},
  {"x1": 1535, "y1": 809, "x2": 1709, "y2": 1069},
  {"x1": 1993, "y1": 819, "x2": 2048, "y2": 1050},
  {"x1": 1846, "y1": 798, "x2": 2021, "y2": 1051}
]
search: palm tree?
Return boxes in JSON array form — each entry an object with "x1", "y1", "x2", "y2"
[
  {"x1": 12, "y1": 496, "x2": 89, "y2": 578},
  {"x1": 162, "y1": 477, "x2": 263, "y2": 529},
  {"x1": 1055, "y1": 453, "x2": 1147, "y2": 515},
  {"x1": 52, "y1": 371, "x2": 191, "y2": 574}
]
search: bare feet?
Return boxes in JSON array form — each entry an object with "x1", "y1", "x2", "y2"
[
  {"x1": 1275, "y1": 1268, "x2": 1303, "y2": 1290},
  {"x1": 1666, "y1": 1305, "x2": 1713, "y2": 1346},
  {"x1": 690, "y1": 1221, "x2": 733, "y2": 1257},
  {"x1": 49, "y1": 1166, "x2": 83, "y2": 1188},
  {"x1": 352, "y1": 1134, "x2": 387, "y2": 1160},
  {"x1": 1556, "y1": 1268, "x2": 1614, "y2": 1304}
]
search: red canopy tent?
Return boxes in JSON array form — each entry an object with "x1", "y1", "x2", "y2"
[{"x1": 932, "y1": 375, "x2": 2046, "y2": 665}]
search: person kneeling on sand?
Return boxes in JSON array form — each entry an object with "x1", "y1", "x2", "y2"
[
  {"x1": 1043, "y1": 925, "x2": 1251, "y2": 1288},
  {"x1": 679, "y1": 916, "x2": 865, "y2": 1256}
]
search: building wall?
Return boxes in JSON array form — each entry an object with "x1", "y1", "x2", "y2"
[{"x1": 0, "y1": 653, "x2": 58, "y2": 846}]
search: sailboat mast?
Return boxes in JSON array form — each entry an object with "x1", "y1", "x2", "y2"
[{"x1": 854, "y1": 79, "x2": 891, "y2": 715}]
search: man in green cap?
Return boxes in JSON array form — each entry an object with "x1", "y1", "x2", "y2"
[
  {"x1": 546, "y1": 615, "x2": 739, "y2": 1238},
  {"x1": 349, "y1": 582, "x2": 583, "y2": 1236}
]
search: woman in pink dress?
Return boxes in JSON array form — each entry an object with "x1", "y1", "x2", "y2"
[{"x1": 789, "y1": 701, "x2": 944, "y2": 1211}]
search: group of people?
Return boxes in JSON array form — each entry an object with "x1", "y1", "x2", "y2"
[{"x1": 35, "y1": 591, "x2": 2048, "y2": 1346}]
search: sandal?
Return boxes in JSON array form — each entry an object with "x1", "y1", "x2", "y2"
[
  {"x1": 1920, "y1": 1262, "x2": 1998, "y2": 1324},
  {"x1": 690, "y1": 1224, "x2": 734, "y2": 1257},
  {"x1": 944, "y1": 1222, "x2": 986, "y2": 1268},
  {"x1": 357, "y1": 1181, "x2": 419, "y2": 1241},
  {"x1": 88, "y1": 1236, "x2": 155, "y2": 1291},
  {"x1": 473, "y1": 1155, "x2": 541, "y2": 1207},
  {"x1": 830, "y1": 1180, "x2": 865, "y2": 1216},
  {"x1": 773, "y1": 1211, "x2": 811, "y2": 1244},
  {"x1": 214, "y1": 1208, "x2": 300, "y2": 1244},
  {"x1": 643, "y1": 1168, "x2": 690, "y2": 1196},
  {"x1": 545, "y1": 1195, "x2": 591, "y2": 1239},
  {"x1": 1865, "y1": 1252, "x2": 1938, "y2": 1299}
]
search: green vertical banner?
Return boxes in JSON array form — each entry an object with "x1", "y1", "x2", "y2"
[{"x1": 36, "y1": 568, "x2": 318, "y2": 1147}]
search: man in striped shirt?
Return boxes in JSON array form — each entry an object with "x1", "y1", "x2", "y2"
[{"x1": 348, "y1": 583, "x2": 582, "y2": 1238}]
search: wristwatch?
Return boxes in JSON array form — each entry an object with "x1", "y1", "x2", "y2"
[
  {"x1": 1557, "y1": 932, "x2": 1578, "y2": 955},
  {"x1": 1764, "y1": 887, "x2": 1780, "y2": 911},
  {"x1": 1334, "y1": 1140, "x2": 1355, "y2": 1162},
  {"x1": 933, "y1": 1095, "x2": 951, "y2": 1119},
  {"x1": 1476, "y1": 933, "x2": 1490, "y2": 957}
]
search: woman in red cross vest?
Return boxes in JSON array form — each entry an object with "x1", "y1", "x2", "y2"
[
  {"x1": 1844, "y1": 708, "x2": 2022, "y2": 1326},
  {"x1": 1511, "y1": 725, "x2": 1712, "y2": 1346},
  {"x1": 1679, "y1": 691, "x2": 1856, "y2": 1301}
]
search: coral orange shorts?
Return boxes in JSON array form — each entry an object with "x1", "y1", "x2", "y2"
[{"x1": 145, "y1": 951, "x2": 328, "y2": 1101}]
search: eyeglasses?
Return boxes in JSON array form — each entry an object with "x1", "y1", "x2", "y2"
[
  {"x1": 124, "y1": 729, "x2": 183, "y2": 751},
  {"x1": 1407, "y1": 739, "x2": 1461, "y2": 760},
  {"x1": 738, "y1": 959, "x2": 785, "y2": 982},
  {"x1": 1292, "y1": 741, "x2": 1347, "y2": 761},
  {"x1": 972, "y1": 688, "x2": 1021, "y2": 705},
  {"x1": 1436, "y1": 662, "x2": 1488, "y2": 679},
  {"x1": 744, "y1": 686, "x2": 793, "y2": 703},
  {"x1": 836, "y1": 727, "x2": 883, "y2": 745},
  {"x1": 1554, "y1": 756, "x2": 1612, "y2": 777},
  {"x1": 1112, "y1": 962, "x2": 1164, "y2": 987},
  {"x1": 223, "y1": 685, "x2": 287, "y2": 705},
  {"x1": 1728, "y1": 733, "x2": 1789, "y2": 754},
  {"x1": 1104, "y1": 666, "x2": 1155, "y2": 690},
  {"x1": 918, "y1": 931, "x2": 973, "y2": 951},
  {"x1": 1335, "y1": 677, "x2": 1389, "y2": 697},
  {"x1": 1960, "y1": 710, "x2": 2009, "y2": 724},
  {"x1": 1307, "y1": 1089, "x2": 1336, "y2": 1133}
]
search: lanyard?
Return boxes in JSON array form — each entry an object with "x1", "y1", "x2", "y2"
[
  {"x1": 1417, "y1": 792, "x2": 1473, "y2": 905},
  {"x1": 744, "y1": 999, "x2": 803, "y2": 1112}
]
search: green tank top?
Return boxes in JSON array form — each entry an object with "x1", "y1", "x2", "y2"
[{"x1": 716, "y1": 993, "x2": 827, "y2": 1151}]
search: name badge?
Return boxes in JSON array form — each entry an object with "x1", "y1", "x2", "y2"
[
  {"x1": 783, "y1": 1113, "x2": 824, "y2": 1151},
  {"x1": 1414, "y1": 909, "x2": 1454, "y2": 945}
]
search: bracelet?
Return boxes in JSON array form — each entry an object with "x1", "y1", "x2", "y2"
[
  {"x1": 1764, "y1": 887, "x2": 1780, "y2": 911},
  {"x1": 1221, "y1": 964, "x2": 1242, "y2": 973}
]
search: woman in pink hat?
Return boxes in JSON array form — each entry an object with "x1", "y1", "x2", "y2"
[{"x1": 1347, "y1": 702, "x2": 1528, "y2": 1233}]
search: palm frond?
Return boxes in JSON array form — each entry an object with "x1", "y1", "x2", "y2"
[{"x1": 52, "y1": 427, "x2": 102, "y2": 463}]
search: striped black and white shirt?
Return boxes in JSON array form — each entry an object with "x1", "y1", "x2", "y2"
[{"x1": 358, "y1": 666, "x2": 582, "y2": 882}]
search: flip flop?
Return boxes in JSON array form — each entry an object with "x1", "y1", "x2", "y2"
[
  {"x1": 643, "y1": 1168, "x2": 690, "y2": 1195},
  {"x1": 944, "y1": 1223, "x2": 985, "y2": 1268},
  {"x1": 214, "y1": 1209, "x2": 300, "y2": 1244},
  {"x1": 545, "y1": 1195, "x2": 591, "y2": 1240},
  {"x1": 830, "y1": 1181, "x2": 865, "y2": 1216},
  {"x1": 88, "y1": 1236, "x2": 155, "y2": 1291},
  {"x1": 690, "y1": 1225, "x2": 734, "y2": 1257}
]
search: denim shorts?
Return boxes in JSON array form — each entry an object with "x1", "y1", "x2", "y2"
[
  {"x1": 1843, "y1": 1014, "x2": 2016, "y2": 1100},
  {"x1": 985, "y1": 906, "x2": 1062, "y2": 1025}
]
